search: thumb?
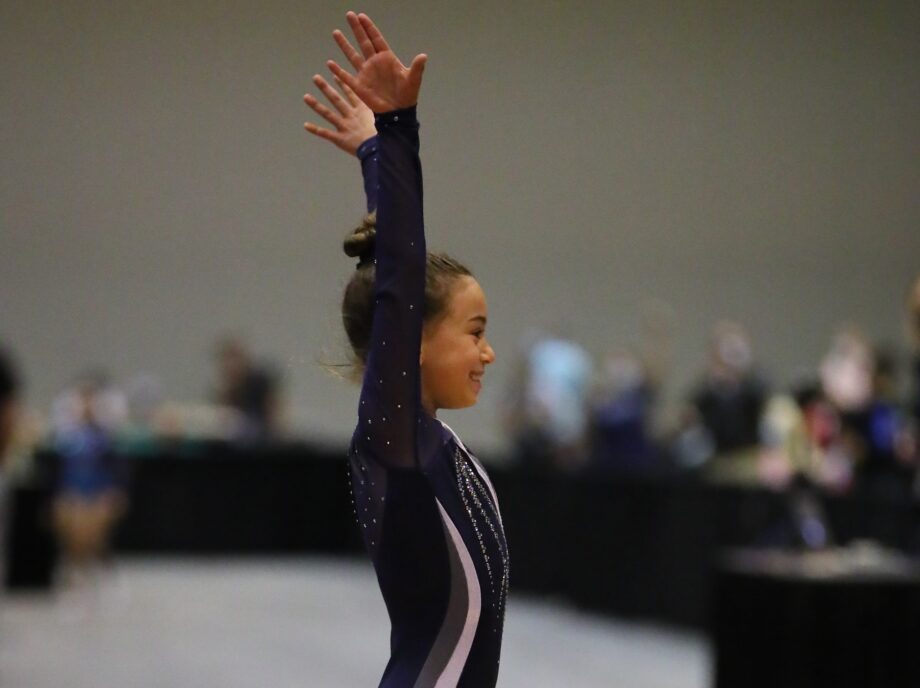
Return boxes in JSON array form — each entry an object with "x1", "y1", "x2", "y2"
[{"x1": 408, "y1": 53, "x2": 428, "y2": 91}]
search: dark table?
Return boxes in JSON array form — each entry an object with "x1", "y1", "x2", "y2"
[
  {"x1": 714, "y1": 548, "x2": 920, "y2": 688},
  {"x1": 6, "y1": 443, "x2": 920, "y2": 638}
]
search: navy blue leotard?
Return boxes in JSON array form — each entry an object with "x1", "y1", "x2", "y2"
[{"x1": 348, "y1": 107, "x2": 509, "y2": 688}]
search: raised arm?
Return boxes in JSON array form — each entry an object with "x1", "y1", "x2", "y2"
[{"x1": 329, "y1": 13, "x2": 434, "y2": 469}]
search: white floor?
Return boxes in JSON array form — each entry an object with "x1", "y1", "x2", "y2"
[{"x1": 0, "y1": 558, "x2": 711, "y2": 688}]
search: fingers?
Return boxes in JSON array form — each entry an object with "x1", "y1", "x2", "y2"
[
  {"x1": 346, "y1": 11, "x2": 376, "y2": 61},
  {"x1": 312, "y1": 74, "x2": 350, "y2": 115},
  {"x1": 335, "y1": 76, "x2": 360, "y2": 107},
  {"x1": 326, "y1": 59, "x2": 359, "y2": 92},
  {"x1": 358, "y1": 13, "x2": 391, "y2": 53},
  {"x1": 407, "y1": 53, "x2": 428, "y2": 93},
  {"x1": 303, "y1": 122, "x2": 341, "y2": 145},
  {"x1": 303, "y1": 93, "x2": 341, "y2": 127},
  {"x1": 333, "y1": 29, "x2": 363, "y2": 71}
]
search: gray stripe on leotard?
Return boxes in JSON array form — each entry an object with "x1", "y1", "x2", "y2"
[{"x1": 413, "y1": 499, "x2": 481, "y2": 687}]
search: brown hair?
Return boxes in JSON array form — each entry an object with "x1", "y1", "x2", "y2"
[{"x1": 341, "y1": 213, "x2": 472, "y2": 375}]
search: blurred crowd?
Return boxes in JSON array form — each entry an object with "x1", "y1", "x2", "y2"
[
  {"x1": 2, "y1": 285, "x2": 920, "y2": 501},
  {"x1": 0, "y1": 335, "x2": 281, "y2": 591},
  {"x1": 0, "y1": 335, "x2": 282, "y2": 473},
  {"x1": 1, "y1": 278, "x2": 920, "y2": 568},
  {"x1": 502, "y1": 276, "x2": 920, "y2": 501}
]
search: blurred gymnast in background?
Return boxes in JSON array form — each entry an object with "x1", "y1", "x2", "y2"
[
  {"x1": 51, "y1": 374, "x2": 128, "y2": 591},
  {"x1": 304, "y1": 12, "x2": 508, "y2": 687}
]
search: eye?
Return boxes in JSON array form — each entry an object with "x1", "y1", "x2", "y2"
[{"x1": 472, "y1": 329, "x2": 484, "y2": 339}]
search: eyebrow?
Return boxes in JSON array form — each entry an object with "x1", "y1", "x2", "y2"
[{"x1": 468, "y1": 315, "x2": 487, "y2": 326}]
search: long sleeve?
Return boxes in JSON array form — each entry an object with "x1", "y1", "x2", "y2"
[
  {"x1": 354, "y1": 107, "x2": 433, "y2": 469},
  {"x1": 357, "y1": 136, "x2": 379, "y2": 212},
  {"x1": 348, "y1": 111, "x2": 507, "y2": 688}
]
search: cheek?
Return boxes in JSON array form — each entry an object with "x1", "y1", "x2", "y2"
[
  {"x1": 450, "y1": 341, "x2": 480, "y2": 371},
  {"x1": 424, "y1": 343, "x2": 478, "y2": 401},
  {"x1": 434, "y1": 348, "x2": 471, "y2": 383}
]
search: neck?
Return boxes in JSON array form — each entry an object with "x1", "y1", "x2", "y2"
[{"x1": 421, "y1": 390, "x2": 438, "y2": 417}]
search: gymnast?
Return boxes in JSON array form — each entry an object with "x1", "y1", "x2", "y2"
[{"x1": 304, "y1": 12, "x2": 509, "y2": 687}]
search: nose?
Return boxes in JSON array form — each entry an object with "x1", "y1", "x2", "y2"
[{"x1": 482, "y1": 341, "x2": 496, "y2": 365}]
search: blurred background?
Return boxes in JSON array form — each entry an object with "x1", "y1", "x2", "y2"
[{"x1": 1, "y1": 0, "x2": 919, "y2": 686}]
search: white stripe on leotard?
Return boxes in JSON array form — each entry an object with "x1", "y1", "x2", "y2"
[{"x1": 422, "y1": 498, "x2": 481, "y2": 687}]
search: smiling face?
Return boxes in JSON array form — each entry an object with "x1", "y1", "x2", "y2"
[{"x1": 420, "y1": 276, "x2": 496, "y2": 414}]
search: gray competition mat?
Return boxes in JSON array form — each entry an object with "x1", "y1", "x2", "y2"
[{"x1": 0, "y1": 558, "x2": 710, "y2": 688}]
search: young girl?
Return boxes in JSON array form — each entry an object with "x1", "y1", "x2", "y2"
[{"x1": 304, "y1": 13, "x2": 508, "y2": 687}]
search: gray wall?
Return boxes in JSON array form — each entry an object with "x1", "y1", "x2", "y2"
[{"x1": 2, "y1": 0, "x2": 918, "y2": 451}]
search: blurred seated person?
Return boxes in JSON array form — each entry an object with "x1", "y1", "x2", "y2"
[
  {"x1": 213, "y1": 336, "x2": 281, "y2": 444},
  {"x1": 690, "y1": 321, "x2": 767, "y2": 457},
  {"x1": 817, "y1": 326, "x2": 891, "y2": 493},
  {"x1": 51, "y1": 373, "x2": 128, "y2": 589}
]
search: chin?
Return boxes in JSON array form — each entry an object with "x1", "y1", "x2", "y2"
[{"x1": 441, "y1": 395, "x2": 478, "y2": 410}]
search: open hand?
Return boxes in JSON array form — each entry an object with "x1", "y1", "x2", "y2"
[
  {"x1": 326, "y1": 12, "x2": 427, "y2": 113},
  {"x1": 304, "y1": 74, "x2": 375, "y2": 156}
]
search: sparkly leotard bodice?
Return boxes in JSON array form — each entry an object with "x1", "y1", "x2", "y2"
[{"x1": 348, "y1": 107, "x2": 509, "y2": 688}]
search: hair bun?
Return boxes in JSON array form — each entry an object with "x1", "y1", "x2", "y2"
[{"x1": 343, "y1": 212, "x2": 377, "y2": 266}]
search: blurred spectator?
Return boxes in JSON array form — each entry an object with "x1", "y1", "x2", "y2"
[
  {"x1": 819, "y1": 325, "x2": 873, "y2": 416},
  {"x1": 588, "y1": 299, "x2": 673, "y2": 474},
  {"x1": 818, "y1": 327, "x2": 874, "y2": 482},
  {"x1": 756, "y1": 393, "x2": 809, "y2": 489},
  {"x1": 51, "y1": 373, "x2": 128, "y2": 589},
  {"x1": 213, "y1": 336, "x2": 281, "y2": 444},
  {"x1": 791, "y1": 379, "x2": 853, "y2": 493},
  {"x1": 670, "y1": 404, "x2": 718, "y2": 469},
  {"x1": 0, "y1": 346, "x2": 22, "y2": 584},
  {"x1": 813, "y1": 326, "x2": 914, "y2": 496},
  {"x1": 502, "y1": 328, "x2": 593, "y2": 471},
  {"x1": 588, "y1": 350, "x2": 657, "y2": 474},
  {"x1": 689, "y1": 321, "x2": 768, "y2": 456},
  {"x1": 907, "y1": 275, "x2": 920, "y2": 499},
  {"x1": 852, "y1": 347, "x2": 916, "y2": 498},
  {"x1": 909, "y1": 275, "x2": 920, "y2": 425},
  {"x1": 0, "y1": 346, "x2": 20, "y2": 466}
]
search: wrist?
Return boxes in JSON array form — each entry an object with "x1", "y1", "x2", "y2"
[
  {"x1": 356, "y1": 136, "x2": 378, "y2": 161},
  {"x1": 374, "y1": 105, "x2": 418, "y2": 131}
]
